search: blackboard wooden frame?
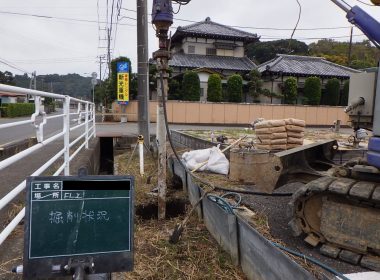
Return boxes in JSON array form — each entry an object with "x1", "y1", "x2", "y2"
[{"x1": 23, "y1": 175, "x2": 134, "y2": 279}]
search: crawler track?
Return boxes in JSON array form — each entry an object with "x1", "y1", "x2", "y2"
[{"x1": 288, "y1": 177, "x2": 380, "y2": 270}]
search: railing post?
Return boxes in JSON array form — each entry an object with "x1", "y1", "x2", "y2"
[
  {"x1": 85, "y1": 102, "x2": 89, "y2": 149},
  {"x1": 63, "y1": 96, "x2": 71, "y2": 175},
  {"x1": 93, "y1": 103, "x2": 96, "y2": 137}
]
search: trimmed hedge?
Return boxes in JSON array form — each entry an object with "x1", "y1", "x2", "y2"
[
  {"x1": 227, "y1": 74, "x2": 243, "y2": 103},
  {"x1": 0, "y1": 103, "x2": 35, "y2": 118},
  {"x1": 207, "y1": 74, "x2": 222, "y2": 102},
  {"x1": 325, "y1": 78, "x2": 341, "y2": 106},
  {"x1": 304, "y1": 76, "x2": 322, "y2": 105},
  {"x1": 182, "y1": 71, "x2": 201, "y2": 101},
  {"x1": 340, "y1": 80, "x2": 349, "y2": 106},
  {"x1": 283, "y1": 77, "x2": 298, "y2": 104}
]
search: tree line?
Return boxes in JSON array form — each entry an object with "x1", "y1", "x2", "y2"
[{"x1": 246, "y1": 39, "x2": 380, "y2": 69}]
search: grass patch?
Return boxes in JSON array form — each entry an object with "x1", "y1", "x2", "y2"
[{"x1": 114, "y1": 146, "x2": 246, "y2": 279}]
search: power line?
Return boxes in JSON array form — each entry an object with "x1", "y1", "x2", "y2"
[
  {"x1": 120, "y1": 7, "x2": 352, "y2": 31},
  {"x1": 0, "y1": 10, "x2": 136, "y2": 26},
  {"x1": 0, "y1": 57, "x2": 31, "y2": 74}
]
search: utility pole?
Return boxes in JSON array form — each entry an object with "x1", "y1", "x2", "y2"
[
  {"x1": 99, "y1": 56, "x2": 104, "y2": 82},
  {"x1": 347, "y1": 26, "x2": 354, "y2": 67},
  {"x1": 152, "y1": 0, "x2": 173, "y2": 220},
  {"x1": 137, "y1": 0, "x2": 151, "y2": 147}
]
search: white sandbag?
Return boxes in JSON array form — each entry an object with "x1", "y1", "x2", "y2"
[
  {"x1": 181, "y1": 147, "x2": 229, "y2": 175},
  {"x1": 206, "y1": 147, "x2": 229, "y2": 175},
  {"x1": 182, "y1": 148, "x2": 210, "y2": 163}
]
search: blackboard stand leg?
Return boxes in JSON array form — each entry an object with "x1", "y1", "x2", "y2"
[{"x1": 72, "y1": 265, "x2": 85, "y2": 280}]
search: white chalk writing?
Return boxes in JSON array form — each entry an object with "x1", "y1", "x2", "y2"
[{"x1": 48, "y1": 210, "x2": 110, "y2": 224}]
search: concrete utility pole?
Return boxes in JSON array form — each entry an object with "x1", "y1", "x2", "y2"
[
  {"x1": 137, "y1": 0, "x2": 151, "y2": 147},
  {"x1": 99, "y1": 56, "x2": 104, "y2": 82},
  {"x1": 347, "y1": 26, "x2": 354, "y2": 67},
  {"x1": 152, "y1": 0, "x2": 173, "y2": 220}
]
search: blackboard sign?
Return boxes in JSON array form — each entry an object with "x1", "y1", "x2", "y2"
[{"x1": 24, "y1": 176, "x2": 134, "y2": 279}]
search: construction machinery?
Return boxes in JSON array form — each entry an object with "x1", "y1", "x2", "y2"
[{"x1": 287, "y1": 0, "x2": 380, "y2": 269}]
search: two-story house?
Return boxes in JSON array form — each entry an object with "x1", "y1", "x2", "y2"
[{"x1": 168, "y1": 17, "x2": 259, "y2": 101}]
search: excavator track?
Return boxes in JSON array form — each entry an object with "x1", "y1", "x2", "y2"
[{"x1": 288, "y1": 177, "x2": 380, "y2": 270}]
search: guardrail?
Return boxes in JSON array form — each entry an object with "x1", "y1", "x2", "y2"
[{"x1": 0, "y1": 84, "x2": 96, "y2": 246}]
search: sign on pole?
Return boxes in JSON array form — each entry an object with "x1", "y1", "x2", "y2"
[
  {"x1": 24, "y1": 176, "x2": 134, "y2": 279},
  {"x1": 117, "y1": 62, "x2": 130, "y2": 105}
]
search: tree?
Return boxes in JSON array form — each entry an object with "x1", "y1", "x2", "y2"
[
  {"x1": 340, "y1": 80, "x2": 350, "y2": 106},
  {"x1": 182, "y1": 71, "x2": 200, "y2": 101},
  {"x1": 247, "y1": 69, "x2": 263, "y2": 101},
  {"x1": 309, "y1": 39, "x2": 380, "y2": 69},
  {"x1": 246, "y1": 39, "x2": 309, "y2": 64},
  {"x1": 168, "y1": 79, "x2": 182, "y2": 100},
  {"x1": 207, "y1": 74, "x2": 222, "y2": 102},
  {"x1": 304, "y1": 77, "x2": 322, "y2": 105},
  {"x1": 283, "y1": 77, "x2": 298, "y2": 104},
  {"x1": 0, "y1": 71, "x2": 15, "y2": 85},
  {"x1": 227, "y1": 74, "x2": 243, "y2": 103},
  {"x1": 325, "y1": 78, "x2": 341, "y2": 106}
]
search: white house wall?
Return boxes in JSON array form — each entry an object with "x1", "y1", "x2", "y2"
[{"x1": 179, "y1": 37, "x2": 244, "y2": 57}]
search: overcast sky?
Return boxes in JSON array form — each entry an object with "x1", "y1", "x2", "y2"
[{"x1": 0, "y1": 0, "x2": 379, "y2": 78}]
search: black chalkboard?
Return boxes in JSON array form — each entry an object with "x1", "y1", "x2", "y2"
[{"x1": 24, "y1": 176, "x2": 134, "y2": 279}]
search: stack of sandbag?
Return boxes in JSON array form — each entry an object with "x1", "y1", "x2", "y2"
[
  {"x1": 254, "y1": 119, "x2": 288, "y2": 150},
  {"x1": 254, "y1": 118, "x2": 306, "y2": 150},
  {"x1": 285, "y1": 118, "x2": 305, "y2": 149}
]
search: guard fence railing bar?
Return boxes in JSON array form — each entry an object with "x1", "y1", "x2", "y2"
[{"x1": 0, "y1": 84, "x2": 96, "y2": 246}]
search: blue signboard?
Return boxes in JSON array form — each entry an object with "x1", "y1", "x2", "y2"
[
  {"x1": 117, "y1": 62, "x2": 129, "y2": 73},
  {"x1": 116, "y1": 62, "x2": 130, "y2": 105}
]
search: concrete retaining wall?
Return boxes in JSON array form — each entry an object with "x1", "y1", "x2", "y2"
[
  {"x1": 0, "y1": 137, "x2": 37, "y2": 161},
  {"x1": 70, "y1": 138, "x2": 101, "y2": 176},
  {"x1": 168, "y1": 157, "x2": 313, "y2": 280}
]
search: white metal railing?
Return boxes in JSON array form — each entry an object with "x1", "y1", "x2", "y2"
[{"x1": 0, "y1": 84, "x2": 96, "y2": 245}]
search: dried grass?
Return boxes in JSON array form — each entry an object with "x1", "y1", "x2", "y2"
[
  {"x1": 113, "y1": 216, "x2": 245, "y2": 280},
  {"x1": 114, "y1": 148, "x2": 246, "y2": 280}
]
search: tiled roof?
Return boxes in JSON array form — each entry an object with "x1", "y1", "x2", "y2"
[
  {"x1": 172, "y1": 17, "x2": 259, "y2": 43},
  {"x1": 258, "y1": 54, "x2": 361, "y2": 78},
  {"x1": 168, "y1": 53, "x2": 256, "y2": 72}
]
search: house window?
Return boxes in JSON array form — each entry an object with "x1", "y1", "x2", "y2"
[
  {"x1": 206, "y1": 48, "x2": 217, "y2": 56},
  {"x1": 188, "y1": 45, "x2": 195, "y2": 54}
]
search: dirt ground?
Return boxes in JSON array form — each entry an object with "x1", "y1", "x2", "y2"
[{"x1": 180, "y1": 127, "x2": 373, "y2": 278}]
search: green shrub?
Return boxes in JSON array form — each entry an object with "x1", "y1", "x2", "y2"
[
  {"x1": 168, "y1": 79, "x2": 182, "y2": 100},
  {"x1": 340, "y1": 80, "x2": 349, "y2": 106},
  {"x1": 248, "y1": 69, "x2": 263, "y2": 101},
  {"x1": 304, "y1": 76, "x2": 322, "y2": 105},
  {"x1": 2, "y1": 103, "x2": 35, "y2": 117},
  {"x1": 325, "y1": 78, "x2": 341, "y2": 106},
  {"x1": 261, "y1": 88, "x2": 283, "y2": 100},
  {"x1": 182, "y1": 71, "x2": 200, "y2": 101},
  {"x1": 283, "y1": 77, "x2": 298, "y2": 104},
  {"x1": 227, "y1": 74, "x2": 243, "y2": 103},
  {"x1": 207, "y1": 74, "x2": 222, "y2": 102}
]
